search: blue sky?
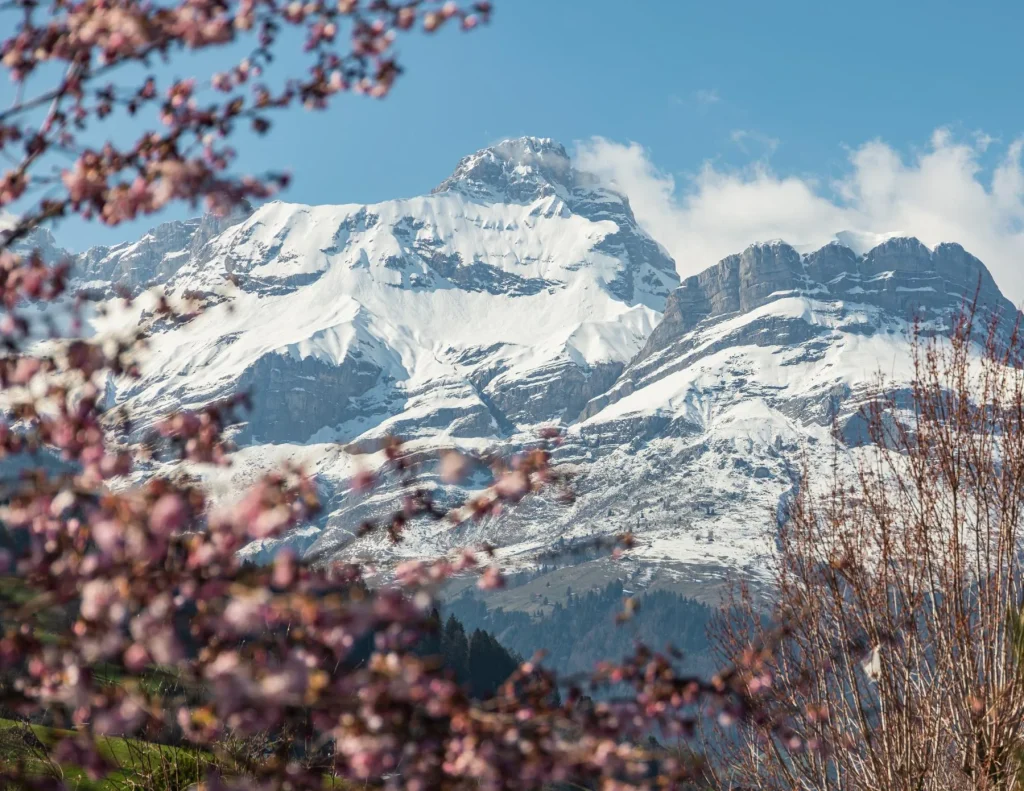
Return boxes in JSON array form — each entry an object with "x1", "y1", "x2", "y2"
[
  {"x1": 4, "y1": 0, "x2": 1024, "y2": 294},
  {"x1": 236, "y1": 0, "x2": 1023, "y2": 206},
  {"x1": 241, "y1": 0, "x2": 1024, "y2": 201},
  {"x1": 304, "y1": 0, "x2": 1023, "y2": 202}
]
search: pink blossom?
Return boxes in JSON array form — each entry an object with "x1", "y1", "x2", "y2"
[
  {"x1": 149, "y1": 494, "x2": 187, "y2": 536},
  {"x1": 123, "y1": 643, "x2": 150, "y2": 672},
  {"x1": 271, "y1": 548, "x2": 297, "y2": 587},
  {"x1": 223, "y1": 592, "x2": 268, "y2": 634},
  {"x1": 440, "y1": 449, "x2": 470, "y2": 483},
  {"x1": 495, "y1": 469, "x2": 530, "y2": 501},
  {"x1": 80, "y1": 578, "x2": 118, "y2": 621},
  {"x1": 477, "y1": 565, "x2": 505, "y2": 590}
]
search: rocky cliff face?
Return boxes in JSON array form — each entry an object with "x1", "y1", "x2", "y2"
[
  {"x1": 11, "y1": 204, "x2": 253, "y2": 300},
  {"x1": 31, "y1": 137, "x2": 1020, "y2": 592},
  {"x1": 77, "y1": 204, "x2": 253, "y2": 296},
  {"x1": 104, "y1": 138, "x2": 677, "y2": 459},
  {"x1": 640, "y1": 238, "x2": 1014, "y2": 363},
  {"x1": 433, "y1": 138, "x2": 678, "y2": 306}
]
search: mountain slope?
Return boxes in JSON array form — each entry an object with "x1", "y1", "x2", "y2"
[
  {"x1": 110, "y1": 138, "x2": 678, "y2": 449},
  {"x1": 47, "y1": 137, "x2": 1020, "y2": 593}
]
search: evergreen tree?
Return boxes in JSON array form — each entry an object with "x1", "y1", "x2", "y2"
[
  {"x1": 447, "y1": 581, "x2": 714, "y2": 676},
  {"x1": 442, "y1": 614, "x2": 470, "y2": 681}
]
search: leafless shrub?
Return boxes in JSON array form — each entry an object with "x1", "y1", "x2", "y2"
[{"x1": 711, "y1": 304, "x2": 1024, "y2": 791}]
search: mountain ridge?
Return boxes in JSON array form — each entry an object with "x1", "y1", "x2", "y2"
[{"x1": 14, "y1": 136, "x2": 1020, "y2": 592}]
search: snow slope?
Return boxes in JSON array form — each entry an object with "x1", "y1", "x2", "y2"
[{"x1": 49, "y1": 137, "x2": 1019, "y2": 587}]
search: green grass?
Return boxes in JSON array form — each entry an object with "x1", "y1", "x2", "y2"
[
  {"x1": 0, "y1": 718, "x2": 212, "y2": 790},
  {"x1": 0, "y1": 719, "x2": 352, "y2": 790},
  {"x1": 0, "y1": 578, "x2": 350, "y2": 789},
  {"x1": 0, "y1": 575, "x2": 75, "y2": 644}
]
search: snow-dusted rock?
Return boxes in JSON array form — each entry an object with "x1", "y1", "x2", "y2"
[{"x1": 42, "y1": 137, "x2": 1020, "y2": 585}]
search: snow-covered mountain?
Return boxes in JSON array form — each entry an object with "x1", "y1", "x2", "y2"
[{"x1": 42, "y1": 137, "x2": 1021, "y2": 593}]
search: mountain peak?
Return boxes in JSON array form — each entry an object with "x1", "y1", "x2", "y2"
[
  {"x1": 831, "y1": 230, "x2": 907, "y2": 256},
  {"x1": 863, "y1": 234, "x2": 930, "y2": 257},
  {"x1": 770, "y1": 232, "x2": 920, "y2": 259},
  {"x1": 433, "y1": 136, "x2": 576, "y2": 203},
  {"x1": 745, "y1": 239, "x2": 799, "y2": 254}
]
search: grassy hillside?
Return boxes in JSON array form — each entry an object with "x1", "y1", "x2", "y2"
[{"x1": 0, "y1": 718, "x2": 211, "y2": 790}]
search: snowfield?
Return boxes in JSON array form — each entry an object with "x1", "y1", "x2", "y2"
[{"x1": 36, "y1": 136, "x2": 1016, "y2": 592}]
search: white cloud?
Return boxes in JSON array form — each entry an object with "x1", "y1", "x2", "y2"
[
  {"x1": 574, "y1": 130, "x2": 1024, "y2": 305},
  {"x1": 973, "y1": 131, "x2": 998, "y2": 152},
  {"x1": 729, "y1": 129, "x2": 780, "y2": 157},
  {"x1": 694, "y1": 89, "x2": 721, "y2": 106}
]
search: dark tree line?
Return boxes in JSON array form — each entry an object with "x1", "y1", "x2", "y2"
[
  {"x1": 416, "y1": 610, "x2": 523, "y2": 700},
  {"x1": 447, "y1": 579, "x2": 714, "y2": 675},
  {"x1": 341, "y1": 607, "x2": 520, "y2": 700}
]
